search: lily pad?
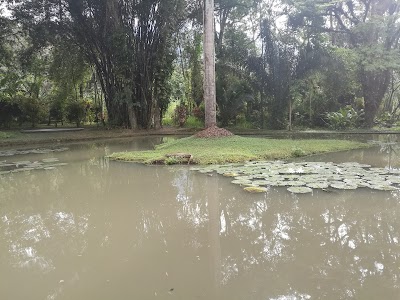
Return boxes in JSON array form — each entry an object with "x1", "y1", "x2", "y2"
[
  {"x1": 42, "y1": 158, "x2": 60, "y2": 163},
  {"x1": 223, "y1": 172, "x2": 239, "y2": 177},
  {"x1": 0, "y1": 163, "x2": 15, "y2": 167},
  {"x1": 287, "y1": 186, "x2": 313, "y2": 194},
  {"x1": 369, "y1": 185, "x2": 398, "y2": 191},
  {"x1": 190, "y1": 167, "x2": 202, "y2": 171},
  {"x1": 388, "y1": 169, "x2": 400, "y2": 175},
  {"x1": 198, "y1": 169, "x2": 214, "y2": 174},
  {"x1": 272, "y1": 181, "x2": 291, "y2": 186},
  {"x1": 44, "y1": 167, "x2": 56, "y2": 170},
  {"x1": 11, "y1": 168, "x2": 29, "y2": 173},
  {"x1": 386, "y1": 176, "x2": 400, "y2": 184},
  {"x1": 244, "y1": 186, "x2": 268, "y2": 193},
  {"x1": 231, "y1": 179, "x2": 252, "y2": 185},
  {"x1": 330, "y1": 183, "x2": 358, "y2": 190},
  {"x1": 13, "y1": 161, "x2": 31, "y2": 166},
  {"x1": 339, "y1": 162, "x2": 371, "y2": 168},
  {"x1": 285, "y1": 180, "x2": 306, "y2": 186},
  {"x1": 252, "y1": 180, "x2": 271, "y2": 186},
  {"x1": 369, "y1": 168, "x2": 390, "y2": 174},
  {"x1": 192, "y1": 160, "x2": 400, "y2": 194},
  {"x1": 306, "y1": 182, "x2": 329, "y2": 189},
  {"x1": 20, "y1": 167, "x2": 34, "y2": 171},
  {"x1": 44, "y1": 163, "x2": 68, "y2": 167}
]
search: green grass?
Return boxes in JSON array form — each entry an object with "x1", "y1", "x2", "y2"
[{"x1": 109, "y1": 135, "x2": 369, "y2": 165}]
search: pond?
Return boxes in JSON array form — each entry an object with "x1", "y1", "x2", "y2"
[{"x1": 1, "y1": 135, "x2": 400, "y2": 300}]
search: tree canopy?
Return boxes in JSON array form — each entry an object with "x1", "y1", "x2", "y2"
[{"x1": 2, "y1": 0, "x2": 400, "y2": 129}]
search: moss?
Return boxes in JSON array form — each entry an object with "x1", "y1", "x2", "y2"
[{"x1": 109, "y1": 135, "x2": 369, "y2": 165}]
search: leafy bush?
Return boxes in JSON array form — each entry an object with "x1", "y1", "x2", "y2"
[
  {"x1": 235, "y1": 114, "x2": 254, "y2": 129},
  {"x1": 49, "y1": 100, "x2": 65, "y2": 127},
  {"x1": 19, "y1": 96, "x2": 45, "y2": 128},
  {"x1": 66, "y1": 101, "x2": 86, "y2": 127},
  {"x1": 184, "y1": 116, "x2": 204, "y2": 128},
  {"x1": 162, "y1": 117, "x2": 174, "y2": 126},
  {"x1": 162, "y1": 101, "x2": 177, "y2": 126},
  {"x1": 0, "y1": 100, "x2": 22, "y2": 127},
  {"x1": 376, "y1": 112, "x2": 398, "y2": 128},
  {"x1": 326, "y1": 105, "x2": 364, "y2": 130},
  {"x1": 90, "y1": 103, "x2": 103, "y2": 125}
]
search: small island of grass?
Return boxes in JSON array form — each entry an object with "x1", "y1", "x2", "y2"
[{"x1": 109, "y1": 135, "x2": 369, "y2": 165}]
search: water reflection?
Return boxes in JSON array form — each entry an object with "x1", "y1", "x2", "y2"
[{"x1": 0, "y1": 139, "x2": 400, "y2": 299}]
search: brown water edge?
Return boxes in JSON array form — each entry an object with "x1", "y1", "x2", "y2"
[
  {"x1": 2, "y1": 126, "x2": 400, "y2": 149},
  {"x1": 0, "y1": 127, "x2": 195, "y2": 148},
  {"x1": 0, "y1": 138, "x2": 400, "y2": 300}
]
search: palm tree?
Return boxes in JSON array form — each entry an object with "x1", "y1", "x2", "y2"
[{"x1": 204, "y1": 0, "x2": 217, "y2": 128}]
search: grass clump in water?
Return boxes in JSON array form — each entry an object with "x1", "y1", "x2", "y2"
[
  {"x1": 0, "y1": 131, "x2": 11, "y2": 139},
  {"x1": 109, "y1": 136, "x2": 368, "y2": 165}
]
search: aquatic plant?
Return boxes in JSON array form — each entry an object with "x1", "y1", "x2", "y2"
[
  {"x1": 192, "y1": 161, "x2": 400, "y2": 194},
  {"x1": 0, "y1": 131, "x2": 11, "y2": 139},
  {"x1": 0, "y1": 147, "x2": 69, "y2": 157},
  {"x1": 244, "y1": 186, "x2": 268, "y2": 193},
  {"x1": 0, "y1": 158, "x2": 68, "y2": 175}
]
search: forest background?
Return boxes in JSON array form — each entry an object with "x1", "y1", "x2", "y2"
[{"x1": 1, "y1": 0, "x2": 400, "y2": 131}]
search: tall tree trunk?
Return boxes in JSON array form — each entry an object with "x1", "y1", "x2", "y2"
[
  {"x1": 128, "y1": 105, "x2": 138, "y2": 129},
  {"x1": 153, "y1": 99, "x2": 161, "y2": 129},
  {"x1": 204, "y1": 0, "x2": 217, "y2": 128}
]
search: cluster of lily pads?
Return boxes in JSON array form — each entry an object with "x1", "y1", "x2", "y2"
[
  {"x1": 0, "y1": 147, "x2": 69, "y2": 157},
  {"x1": 191, "y1": 161, "x2": 400, "y2": 194},
  {"x1": 0, "y1": 158, "x2": 68, "y2": 175}
]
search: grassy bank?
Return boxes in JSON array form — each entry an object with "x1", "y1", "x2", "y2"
[{"x1": 109, "y1": 135, "x2": 369, "y2": 165}]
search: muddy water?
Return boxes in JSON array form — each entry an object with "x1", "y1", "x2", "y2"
[{"x1": 1, "y1": 137, "x2": 400, "y2": 300}]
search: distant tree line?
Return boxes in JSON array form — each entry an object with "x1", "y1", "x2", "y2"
[{"x1": 1, "y1": 0, "x2": 400, "y2": 129}]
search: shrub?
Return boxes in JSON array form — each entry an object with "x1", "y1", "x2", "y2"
[
  {"x1": 185, "y1": 116, "x2": 204, "y2": 128},
  {"x1": 49, "y1": 100, "x2": 65, "y2": 127},
  {"x1": 326, "y1": 105, "x2": 364, "y2": 130},
  {"x1": 235, "y1": 114, "x2": 254, "y2": 129},
  {"x1": 0, "y1": 100, "x2": 22, "y2": 127},
  {"x1": 376, "y1": 112, "x2": 397, "y2": 128},
  {"x1": 66, "y1": 101, "x2": 86, "y2": 127},
  {"x1": 162, "y1": 117, "x2": 174, "y2": 127},
  {"x1": 19, "y1": 96, "x2": 45, "y2": 128}
]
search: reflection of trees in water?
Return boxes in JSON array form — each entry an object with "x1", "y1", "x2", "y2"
[
  {"x1": 211, "y1": 185, "x2": 400, "y2": 299},
  {"x1": 1, "y1": 151, "x2": 400, "y2": 299},
  {"x1": 169, "y1": 169, "x2": 400, "y2": 299}
]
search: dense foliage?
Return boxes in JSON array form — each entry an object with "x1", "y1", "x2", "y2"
[{"x1": 1, "y1": 0, "x2": 400, "y2": 129}]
